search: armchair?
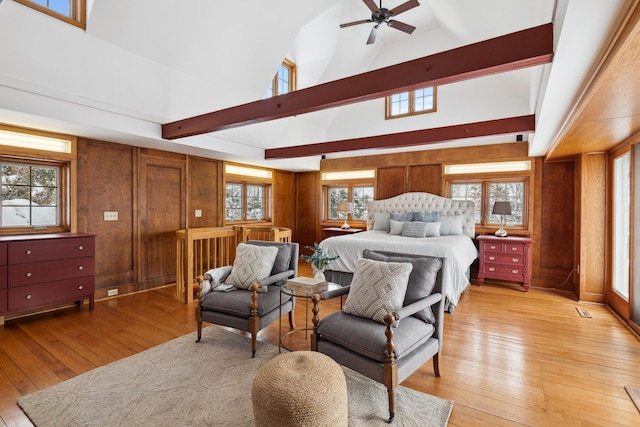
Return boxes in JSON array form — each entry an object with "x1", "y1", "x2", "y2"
[
  {"x1": 195, "y1": 240, "x2": 299, "y2": 357},
  {"x1": 311, "y1": 250, "x2": 444, "y2": 423}
]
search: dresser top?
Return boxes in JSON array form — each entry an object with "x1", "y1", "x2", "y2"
[
  {"x1": 0, "y1": 233, "x2": 95, "y2": 243},
  {"x1": 477, "y1": 235, "x2": 533, "y2": 243}
]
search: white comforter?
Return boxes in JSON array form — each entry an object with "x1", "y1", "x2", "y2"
[{"x1": 319, "y1": 230, "x2": 478, "y2": 309}]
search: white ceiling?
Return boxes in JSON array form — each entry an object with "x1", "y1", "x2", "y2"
[{"x1": 0, "y1": 0, "x2": 632, "y2": 171}]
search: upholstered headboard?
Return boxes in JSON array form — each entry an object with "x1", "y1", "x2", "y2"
[{"x1": 366, "y1": 192, "x2": 476, "y2": 238}]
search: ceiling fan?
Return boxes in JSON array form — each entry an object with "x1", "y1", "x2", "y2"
[{"x1": 340, "y1": 0, "x2": 420, "y2": 45}]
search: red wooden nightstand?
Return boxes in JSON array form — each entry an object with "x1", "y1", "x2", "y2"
[{"x1": 477, "y1": 235, "x2": 533, "y2": 292}]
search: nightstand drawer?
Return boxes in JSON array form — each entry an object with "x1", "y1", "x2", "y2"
[
  {"x1": 483, "y1": 264, "x2": 524, "y2": 277},
  {"x1": 483, "y1": 243, "x2": 505, "y2": 254},
  {"x1": 504, "y1": 244, "x2": 525, "y2": 255},
  {"x1": 483, "y1": 253, "x2": 525, "y2": 266}
]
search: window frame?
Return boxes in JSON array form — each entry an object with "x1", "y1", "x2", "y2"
[
  {"x1": 14, "y1": 0, "x2": 86, "y2": 29},
  {"x1": 321, "y1": 177, "x2": 375, "y2": 226},
  {"x1": 0, "y1": 124, "x2": 76, "y2": 235},
  {"x1": 385, "y1": 86, "x2": 437, "y2": 119},
  {"x1": 445, "y1": 165, "x2": 533, "y2": 235},
  {"x1": 223, "y1": 163, "x2": 273, "y2": 224},
  {"x1": 264, "y1": 59, "x2": 296, "y2": 98}
]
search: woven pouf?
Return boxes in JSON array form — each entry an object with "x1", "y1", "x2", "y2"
[{"x1": 252, "y1": 351, "x2": 348, "y2": 427}]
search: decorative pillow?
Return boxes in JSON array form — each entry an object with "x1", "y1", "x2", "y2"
[
  {"x1": 425, "y1": 222, "x2": 441, "y2": 237},
  {"x1": 439, "y1": 214, "x2": 464, "y2": 235},
  {"x1": 401, "y1": 221, "x2": 427, "y2": 238},
  {"x1": 390, "y1": 212, "x2": 413, "y2": 222},
  {"x1": 363, "y1": 250, "x2": 442, "y2": 324},
  {"x1": 342, "y1": 258, "x2": 412, "y2": 325},
  {"x1": 389, "y1": 219, "x2": 404, "y2": 235},
  {"x1": 412, "y1": 211, "x2": 439, "y2": 222},
  {"x1": 225, "y1": 243, "x2": 279, "y2": 293},
  {"x1": 373, "y1": 212, "x2": 391, "y2": 232}
]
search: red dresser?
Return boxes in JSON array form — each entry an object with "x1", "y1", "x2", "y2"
[
  {"x1": 477, "y1": 235, "x2": 533, "y2": 292},
  {"x1": 0, "y1": 233, "x2": 95, "y2": 324}
]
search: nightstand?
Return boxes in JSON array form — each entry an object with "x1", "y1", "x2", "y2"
[
  {"x1": 322, "y1": 227, "x2": 364, "y2": 239},
  {"x1": 477, "y1": 235, "x2": 533, "y2": 292}
]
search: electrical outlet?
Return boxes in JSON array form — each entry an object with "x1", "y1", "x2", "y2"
[
  {"x1": 104, "y1": 211, "x2": 118, "y2": 221},
  {"x1": 195, "y1": 209, "x2": 202, "y2": 218},
  {"x1": 107, "y1": 289, "x2": 118, "y2": 297}
]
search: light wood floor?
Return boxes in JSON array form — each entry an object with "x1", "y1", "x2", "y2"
[{"x1": 1, "y1": 267, "x2": 640, "y2": 426}]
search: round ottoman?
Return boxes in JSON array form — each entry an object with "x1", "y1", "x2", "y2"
[{"x1": 252, "y1": 351, "x2": 348, "y2": 427}]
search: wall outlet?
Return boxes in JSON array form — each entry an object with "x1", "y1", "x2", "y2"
[
  {"x1": 195, "y1": 209, "x2": 202, "y2": 218},
  {"x1": 104, "y1": 211, "x2": 118, "y2": 221},
  {"x1": 107, "y1": 289, "x2": 118, "y2": 297}
]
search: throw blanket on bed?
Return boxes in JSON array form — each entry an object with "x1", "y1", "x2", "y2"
[{"x1": 319, "y1": 230, "x2": 478, "y2": 309}]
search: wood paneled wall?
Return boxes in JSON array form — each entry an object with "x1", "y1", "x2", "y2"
[{"x1": 295, "y1": 172, "x2": 320, "y2": 255}]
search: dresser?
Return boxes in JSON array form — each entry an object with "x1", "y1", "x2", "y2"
[
  {"x1": 0, "y1": 233, "x2": 95, "y2": 324},
  {"x1": 477, "y1": 235, "x2": 533, "y2": 292}
]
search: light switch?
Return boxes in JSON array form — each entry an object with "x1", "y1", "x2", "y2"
[
  {"x1": 104, "y1": 211, "x2": 118, "y2": 221},
  {"x1": 195, "y1": 209, "x2": 202, "y2": 217}
]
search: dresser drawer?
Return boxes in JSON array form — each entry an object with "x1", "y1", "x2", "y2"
[
  {"x1": 8, "y1": 237, "x2": 95, "y2": 264},
  {"x1": 0, "y1": 289, "x2": 6, "y2": 313},
  {"x1": 483, "y1": 264, "x2": 525, "y2": 278},
  {"x1": 0, "y1": 242, "x2": 7, "y2": 266},
  {"x1": 0, "y1": 266, "x2": 6, "y2": 289},
  {"x1": 8, "y1": 257, "x2": 95, "y2": 287},
  {"x1": 483, "y1": 253, "x2": 525, "y2": 266},
  {"x1": 7, "y1": 276, "x2": 94, "y2": 312},
  {"x1": 504, "y1": 243, "x2": 525, "y2": 255},
  {"x1": 483, "y1": 242, "x2": 505, "y2": 254}
]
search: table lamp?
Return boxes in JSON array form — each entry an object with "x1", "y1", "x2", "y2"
[
  {"x1": 338, "y1": 202, "x2": 354, "y2": 229},
  {"x1": 492, "y1": 201, "x2": 512, "y2": 237}
]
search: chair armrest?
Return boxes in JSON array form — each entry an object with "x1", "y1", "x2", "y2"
[
  {"x1": 196, "y1": 266, "x2": 233, "y2": 298},
  {"x1": 257, "y1": 270, "x2": 295, "y2": 287},
  {"x1": 316, "y1": 285, "x2": 350, "y2": 301},
  {"x1": 394, "y1": 293, "x2": 443, "y2": 322}
]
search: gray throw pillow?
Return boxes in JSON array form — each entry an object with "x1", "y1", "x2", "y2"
[
  {"x1": 401, "y1": 221, "x2": 427, "y2": 238},
  {"x1": 373, "y1": 212, "x2": 391, "y2": 231},
  {"x1": 342, "y1": 258, "x2": 412, "y2": 325},
  {"x1": 225, "y1": 243, "x2": 279, "y2": 293},
  {"x1": 363, "y1": 250, "x2": 442, "y2": 324},
  {"x1": 425, "y1": 222, "x2": 441, "y2": 237},
  {"x1": 269, "y1": 244, "x2": 292, "y2": 276},
  {"x1": 412, "y1": 211, "x2": 439, "y2": 222}
]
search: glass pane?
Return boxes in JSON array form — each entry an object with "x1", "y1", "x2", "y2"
[
  {"x1": 2, "y1": 164, "x2": 30, "y2": 185},
  {"x1": 246, "y1": 185, "x2": 264, "y2": 220},
  {"x1": 451, "y1": 183, "x2": 482, "y2": 224},
  {"x1": 352, "y1": 186, "x2": 374, "y2": 220},
  {"x1": 488, "y1": 182, "x2": 524, "y2": 226},
  {"x1": 389, "y1": 92, "x2": 410, "y2": 116},
  {"x1": 328, "y1": 187, "x2": 348, "y2": 220},
  {"x1": 225, "y1": 183, "x2": 243, "y2": 221},
  {"x1": 49, "y1": 0, "x2": 72, "y2": 17},
  {"x1": 2, "y1": 206, "x2": 30, "y2": 226},
  {"x1": 2, "y1": 185, "x2": 30, "y2": 205},
  {"x1": 32, "y1": 206, "x2": 58, "y2": 226},
  {"x1": 613, "y1": 152, "x2": 630, "y2": 300},
  {"x1": 31, "y1": 166, "x2": 57, "y2": 186},
  {"x1": 413, "y1": 87, "x2": 434, "y2": 112},
  {"x1": 32, "y1": 186, "x2": 58, "y2": 207}
]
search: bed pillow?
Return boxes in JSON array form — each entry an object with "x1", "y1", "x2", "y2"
[
  {"x1": 363, "y1": 250, "x2": 442, "y2": 324},
  {"x1": 402, "y1": 221, "x2": 428, "y2": 238},
  {"x1": 389, "y1": 219, "x2": 404, "y2": 235},
  {"x1": 373, "y1": 212, "x2": 391, "y2": 231},
  {"x1": 225, "y1": 243, "x2": 279, "y2": 293},
  {"x1": 425, "y1": 222, "x2": 441, "y2": 237},
  {"x1": 439, "y1": 214, "x2": 464, "y2": 235},
  {"x1": 390, "y1": 212, "x2": 413, "y2": 222},
  {"x1": 412, "y1": 211, "x2": 439, "y2": 222},
  {"x1": 342, "y1": 258, "x2": 413, "y2": 325}
]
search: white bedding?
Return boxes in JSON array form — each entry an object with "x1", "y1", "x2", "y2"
[{"x1": 319, "y1": 230, "x2": 478, "y2": 309}]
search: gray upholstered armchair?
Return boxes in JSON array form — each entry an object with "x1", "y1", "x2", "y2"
[
  {"x1": 195, "y1": 240, "x2": 299, "y2": 357},
  {"x1": 311, "y1": 250, "x2": 445, "y2": 423}
]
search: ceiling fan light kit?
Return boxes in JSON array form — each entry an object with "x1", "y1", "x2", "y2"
[{"x1": 340, "y1": 0, "x2": 420, "y2": 44}]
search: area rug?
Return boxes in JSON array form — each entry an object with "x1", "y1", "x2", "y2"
[{"x1": 18, "y1": 326, "x2": 453, "y2": 426}]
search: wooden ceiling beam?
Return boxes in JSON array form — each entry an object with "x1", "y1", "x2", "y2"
[
  {"x1": 264, "y1": 115, "x2": 536, "y2": 159},
  {"x1": 162, "y1": 24, "x2": 552, "y2": 140}
]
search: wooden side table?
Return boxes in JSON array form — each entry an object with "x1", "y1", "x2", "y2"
[
  {"x1": 477, "y1": 235, "x2": 533, "y2": 292},
  {"x1": 322, "y1": 227, "x2": 364, "y2": 239}
]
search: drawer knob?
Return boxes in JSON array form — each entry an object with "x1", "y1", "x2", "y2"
[
  {"x1": 26, "y1": 272, "x2": 32, "y2": 277},
  {"x1": 490, "y1": 245, "x2": 497, "y2": 250},
  {"x1": 78, "y1": 265, "x2": 84, "y2": 271},
  {"x1": 78, "y1": 245, "x2": 84, "y2": 250},
  {"x1": 26, "y1": 294, "x2": 32, "y2": 300},
  {"x1": 488, "y1": 267, "x2": 495, "y2": 272},
  {"x1": 489, "y1": 256, "x2": 495, "y2": 261},
  {"x1": 78, "y1": 285, "x2": 84, "y2": 290},
  {"x1": 512, "y1": 258, "x2": 519, "y2": 263},
  {"x1": 511, "y1": 247, "x2": 518, "y2": 251},
  {"x1": 26, "y1": 250, "x2": 32, "y2": 255},
  {"x1": 512, "y1": 269, "x2": 519, "y2": 274}
]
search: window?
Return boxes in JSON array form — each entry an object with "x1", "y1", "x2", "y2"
[
  {"x1": 14, "y1": 0, "x2": 86, "y2": 29},
  {"x1": 326, "y1": 185, "x2": 374, "y2": 221},
  {"x1": 264, "y1": 59, "x2": 296, "y2": 98},
  {"x1": 1, "y1": 162, "x2": 60, "y2": 227},
  {"x1": 225, "y1": 182, "x2": 269, "y2": 222},
  {"x1": 386, "y1": 86, "x2": 436, "y2": 119}
]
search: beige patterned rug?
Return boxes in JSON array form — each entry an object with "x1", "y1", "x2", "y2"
[{"x1": 18, "y1": 326, "x2": 453, "y2": 426}]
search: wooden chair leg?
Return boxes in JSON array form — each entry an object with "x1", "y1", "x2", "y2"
[
  {"x1": 433, "y1": 353, "x2": 440, "y2": 377},
  {"x1": 195, "y1": 306, "x2": 202, "y2": 343},
  {"x1": 387, "y1": 388, "x2": 396, "y2": 423}
]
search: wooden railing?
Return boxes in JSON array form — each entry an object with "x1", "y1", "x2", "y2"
[{"x1": 175, "y1": 225, "x2": 293, "y2": 303}]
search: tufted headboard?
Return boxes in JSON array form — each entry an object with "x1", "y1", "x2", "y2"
[{"x1": 366, "y1": 192, "x2": 476, "y2": 238}]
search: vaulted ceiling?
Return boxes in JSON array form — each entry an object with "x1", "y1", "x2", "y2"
[{"x1": 0, "y1": 0, "x2": 633, "y2": 171}]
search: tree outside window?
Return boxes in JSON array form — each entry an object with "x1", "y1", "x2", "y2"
[
  {"x1": 352, "y1": 186, "x2": 374, "y2": 220},
  {"x1": 326, "y1": 185, "x2": 374, "y2": 221},
  {"x1": 1, "y1": 163, "x2": 59, "y2": 227},
  {"x1": 225, "y1": 182, "x2": 268, "y2": 222},
  {"x1": 450, "y1": 180, "x2": 526, "y2": 227}
]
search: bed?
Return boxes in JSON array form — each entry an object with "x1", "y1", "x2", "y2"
[{"x1": 320, "y1": 192, "x2": 478, "y2": 312}]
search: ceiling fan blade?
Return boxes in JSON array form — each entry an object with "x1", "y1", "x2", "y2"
[
  {"x1": 387, "y1": 20, "x2": 416, "y2": 34},
  {"x1": 340, "y1": 19, "x2": 372, "y2": 28},
  {"x1": 362, "y1": 0, "x2": 380, "y2": 14},
  {"x1": 366, "y1": 26, "x2": 378, "y2": 45},
  {"x1": 390, "y1": 0, "x2": 419, "y2": 16}
]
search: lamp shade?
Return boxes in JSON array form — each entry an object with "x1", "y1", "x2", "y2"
[
  {"x1": 492, "y1": 201, "x2": 512, "y2": 215},
  {"x1": 338, "y1": 202, "x2": 354, "y2": 213}
]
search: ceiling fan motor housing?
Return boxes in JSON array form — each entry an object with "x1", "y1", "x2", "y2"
[{"x1": 372, "y1": 8, "x2": 392, "y2": 23}]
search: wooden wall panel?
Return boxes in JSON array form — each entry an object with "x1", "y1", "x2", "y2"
[
  {"x1": 274, "y1": 170, "x2": 295, "y2": 229},
  {"x1": 139, "y1": 153, "x2": 186, "y2": 287},
  {"x1": 409, "y1": 164, "x2": 441, "y2": 194},
  {"x1": 188, "y1": 157, "x2": 220, "y2": 228},
  {"x1": 377, "y1": 167, "x2": 406, "y2": 199},
  {"x1": 77, "y1": 140, "x2": 135, "y2": 290},
  {"x1": 295, "y1": 172, "x2": 320, "y2": 254}
]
